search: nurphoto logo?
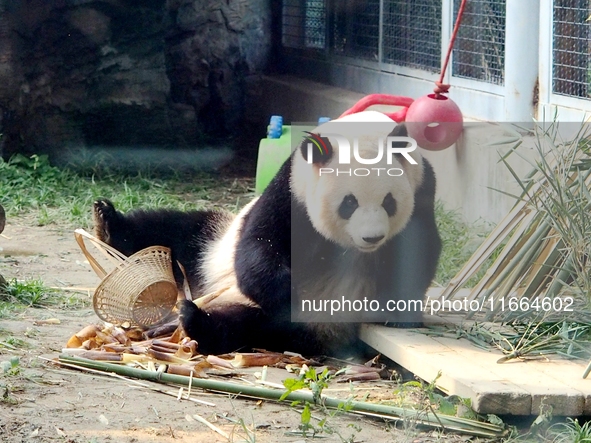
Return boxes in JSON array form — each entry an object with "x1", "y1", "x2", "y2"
[{"x1": 302, "y1": 129, "x2": 418, "y2": 177}]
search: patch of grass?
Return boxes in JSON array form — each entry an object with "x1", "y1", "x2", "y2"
[
  {"x1": 547, "y1": 418, "x2": 591, "y2": 443},
  {"x1": 434, "y1": 202, "x2": 492, "y2": 287},
  {"x1": 391, "y1": 371, "x2": 477, "y2": 420},
  {"x1": 0, "y1": 356, "x2": 23, "y2": 405},
  {"x1": 1, "y1": 278, "x2": 51, "y2": 306},
  {"x1": 0, "y1": 356, "x2": 21, "y2": 376},
  {"x1": 0, "y1": 356, "x2": 50, "y2": 405},
  {"x1": 0, "y1": 335, "x2": 30, "y2": 351},
  {"x1": 0, "y1": 154, "x2": 254, "y2": 228},
  {"x1": 280, "y1": 366, "x2": 365, "y2": 441},
  {"x1": 0, "y1": 278, "x2": 88, "y2": 318}
]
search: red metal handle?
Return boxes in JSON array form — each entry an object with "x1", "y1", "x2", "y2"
[{"x1": 338, "y1": 94, "x2": 415, "y2": 122}]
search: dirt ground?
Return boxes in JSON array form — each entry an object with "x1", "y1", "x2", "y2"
[{"x1": 0, "y1": 222, "x2": 479, "y2": 443}]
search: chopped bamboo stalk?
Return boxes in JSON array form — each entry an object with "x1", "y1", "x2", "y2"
[
  {"x1": 469, "y1": 219, "x2": 550, "y2": 320},
  {"x1": 465, "y1": 210, "x2": 537, "y2": 303},
  {"x1": 167, "y1": 364, "x2": 204, "y2": 377},
  {"x1": 177, "y1": 340, "x2": 198, "y2": 359},
  {"x1": 177, "y1": 261, "x2": 193, "y2": 301},
  {"x1": 152, "y1": 340, "x2": 181, "y2": 350},
  {"x1": 102, "y1": 343, "x2": 131, "y2": 353},
  {"x1": 336, "y1": 372, "x2": 381, "y2": 382},
  {"x1": 192, "y1": 413, "x2": 230, "y2": 440},
  {"x1": 151, "y1": 345, "x2": 178, "y2": 354},
  {"x1": 77, "y1": 351, "x2": 122, "y2": 361},
  {"x1": 486, "y1": 225, "x2": 552, "y2": 319},
  {"x1": 147, "y1": 349, "x2": 192, "y2": 364},
  {"x1": 518, "y1": 235, "x2": 563, "y2": 299},
  {"x1": 194, "y1": 287, "x2": 230, "y2": 308},
  {"x1": 231, "y1": 353, "x2": 283, "y2": 368},
  {"x1": 583, "y1": 359, "x2": 591, "y2": 379},
  {"x1": 121, "y1": 354, "x2": 150, "y2": 364},
  {"x1": 206, "y1": 355, "x2": 234, "y2": 369},
  {"x1": 144, "y1": 322, "x2": 179, "y2": 339}
]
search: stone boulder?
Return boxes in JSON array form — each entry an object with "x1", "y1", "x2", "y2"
[{"x1": 0, "y1": 0, "x2": 271, "y2": 158}]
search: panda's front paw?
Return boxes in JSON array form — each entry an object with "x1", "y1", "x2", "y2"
[
  {"x1": 383, "y1": 310, "x2": 424, "y2": 328},
  {"x1": 385, "y1": 321, "x2": 424, "y2": 329},
  {"x1": 178, "y1": 299, "x2": 202, "y2": 339},
  {"x1": 93, "y1": 198, "x2": 118, "y2": 242}
]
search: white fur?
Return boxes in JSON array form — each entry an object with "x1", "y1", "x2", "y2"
[
  {"x1": 198, "y1": 198, "x2": 260, "y2": 309},
  {"x1": 292, "y1": 113, "x2": 424, "y2": 252}
]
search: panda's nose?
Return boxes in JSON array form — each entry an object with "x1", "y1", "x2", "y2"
[{"x1": 362, "y1": 235, "x2": 384, "y2": 244}]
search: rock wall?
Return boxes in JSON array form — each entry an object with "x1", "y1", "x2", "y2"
[{"x1": 0, "y1": 0, "x2": 271, "y2": 157}]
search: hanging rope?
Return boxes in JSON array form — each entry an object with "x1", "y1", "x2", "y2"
[{"x1": 434, "y1": 0, "x2": 469, "y2": 97}]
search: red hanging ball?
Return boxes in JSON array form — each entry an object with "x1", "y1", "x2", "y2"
[{"x1": 405, "y1": 94, "x2": 463, "y2": 151}]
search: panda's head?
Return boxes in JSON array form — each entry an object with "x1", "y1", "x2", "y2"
[{"x1": 291, "y1": 113, "x2": 424, "y2": 253}]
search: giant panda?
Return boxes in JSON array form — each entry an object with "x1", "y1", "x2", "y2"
[{"x1": 93, "y1": 112, "x2": 441, "y2": 356}]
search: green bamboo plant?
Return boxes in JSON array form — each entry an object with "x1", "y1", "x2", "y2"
[
  {"x1": 440, "y1": 122, "x2": 591, "y2": 321},
  {"x1": 435, "y1": 121, "x2": 591, "y2": 366}
]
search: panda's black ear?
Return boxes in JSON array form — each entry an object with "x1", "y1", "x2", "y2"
[
  {"x1": 388, "y1": 122, "x2": 408, "y2": 140},
  {"x1": 388, "y1": 123, "x2": 414, "y2": 165},
  {"x1": 298, "y1": 132, "x2": 334, "y2": 165}
]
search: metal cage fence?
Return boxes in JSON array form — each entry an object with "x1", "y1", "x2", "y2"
[
  {"x1": 382, "y1": 0, "x2": 442, "y2": 72},
  {"x1": 552, "y1": 0, "x2": 591, "y2": 99},
  {"x1": 330, "y1": 0, "x2": 380, "y2": 61},
  {"x1": 282, "y1": 0, "x2": 326, "y2": 50},
  {"x1": 281, "y1": 0, "x2": 507, "y2": 85},
  {"x1": 452, "y1": 0, "x2": 506, "y2": 85}
]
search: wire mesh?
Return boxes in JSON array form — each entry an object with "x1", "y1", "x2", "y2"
[
  {"x1": 382, "y1": 0, "x2": 442, "y2": 72},
  {"x1": 282, "y1": 0, "x2": 326, "y2": 50},
  {"x1": 330, "y1": 1, "x2": 380, "y2": 61},
  {"x1": 452, "y1": 0, "x2": 505, "y2": 85},
  {"x1": 553, "y1": 0, "x2": 591, "y2": 99},
  {"x1": 281, "y1": 0, "x2": 509, "y2": 84}
]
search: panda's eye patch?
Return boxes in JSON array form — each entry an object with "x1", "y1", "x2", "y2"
[
  {"x1": 338, "y1": 194, "x2": 358, "y2": 220},
  {"x1": 382, "y1": 192, "x2": 397, "y2": 217}
]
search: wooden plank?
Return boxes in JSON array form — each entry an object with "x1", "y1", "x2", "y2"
[
  {"x1": 430, "y1": 332, "x2": 585, "y2": 416},
  {"x1": 359, "y1": 324, "x2": 531, "y2": 415},
  {"x1": 531, "y1": 359, "x2": 591, "y2": 415},
  {"x1": 360, "y1": 324, "x2": 591, "y2": 416}
]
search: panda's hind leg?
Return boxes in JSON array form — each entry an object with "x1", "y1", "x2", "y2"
[
  {"x1": 92, "y1": 198, "x2": 153, "y2": 258},
  {"x1": 93, "y1": 199, "x2": 126, "y2": 245}
]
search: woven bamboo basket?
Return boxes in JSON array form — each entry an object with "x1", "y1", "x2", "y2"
[{"x1": 74, "y1": 229, "x2": 178, "y2": 327}]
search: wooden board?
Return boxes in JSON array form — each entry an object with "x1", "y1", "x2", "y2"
[{"x1": 360, "y1": 323, "x2": 591, "y2": 415}]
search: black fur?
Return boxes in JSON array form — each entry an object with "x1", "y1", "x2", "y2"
[
  {"x1": 178, "y1": 299, "x2": 265, "y2": 354},
  {"x1": 376, "y1": 159, "x2": 441, "y2": 327},
  {"x1": 93, "y1": 199, "x2": 232, "y2": 296}
]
